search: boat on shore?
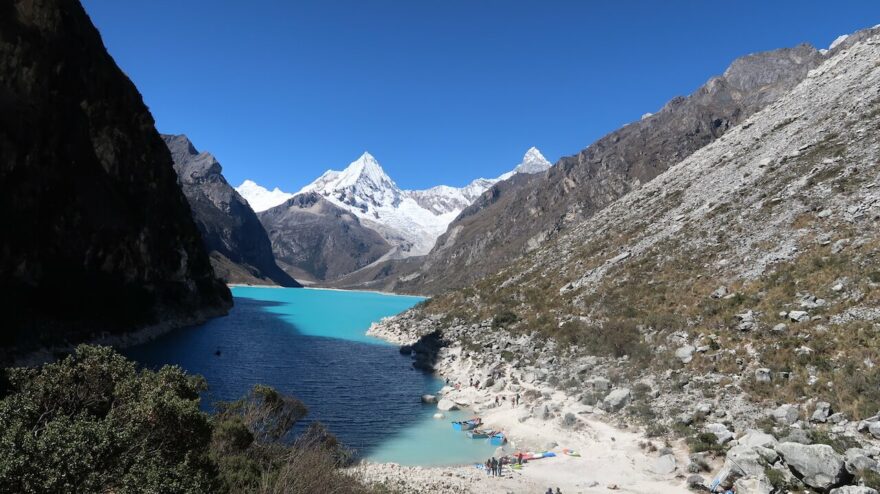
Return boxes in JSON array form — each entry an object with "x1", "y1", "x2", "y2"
[
  {"x1": 451, "y1": 417, "x2": 481, "y2": 431},
  {"x1": 489, "y1": 431, "x2": 506, "y2": 445},
  {"x1": 466, "y1": 428, "x2": 494, "y2": 439}
]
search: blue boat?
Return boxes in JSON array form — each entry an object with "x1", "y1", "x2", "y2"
[
  {"x1": 489, "y1": 432, "x2": 506, "y2": 445},
  {"x1": 452, "y1": 418, "x2": 481, "y2": 431}
]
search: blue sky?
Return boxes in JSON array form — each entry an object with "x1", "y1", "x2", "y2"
[{"x1": 81, "y1": 0, "x2": 878, "y2": 191}]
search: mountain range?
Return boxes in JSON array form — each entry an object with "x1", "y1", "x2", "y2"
[{"x1": 238, "y1": 148, "x2": 551, "y2": 282}]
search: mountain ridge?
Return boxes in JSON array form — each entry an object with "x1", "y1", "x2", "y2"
[{"x1": 162, "y1": 134, "x2": 300, "y2": 287}]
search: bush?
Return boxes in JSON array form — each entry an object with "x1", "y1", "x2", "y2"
[
  {"x1": 0, "y1": 345, "x2": 376, "y2": 494},
  {"x1": 686, "y1": 432, "x2": 724, "y2": 454}
]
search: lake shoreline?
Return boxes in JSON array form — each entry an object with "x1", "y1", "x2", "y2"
[{"x1": 360, "y1": 314, "x2": 693, "y2": 493}]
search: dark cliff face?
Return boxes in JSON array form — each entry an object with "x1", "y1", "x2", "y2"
[
  {"x1": 258, "y1": 193, "x2": 392, "y2": 282},
  {"x1": 162, "y1": 134, "x2": 300, "y2": 287},
  {"x1": 393, "y1": 44, "x2": 825, "y2": 295},
  {"x1": 0, "y1": 0, "x2": 231, "y2": 355}
]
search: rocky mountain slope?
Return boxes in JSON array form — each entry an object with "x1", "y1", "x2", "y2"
[
  {"x1": 163, "y1": 134, "x2": 299, "y2": 287},
  {"x1": 373, "y1": 28, "x2": 880, "y2": 493},
  {"x1": 386, "y1": 42, "x2": 827, "y2": 295},
  {"x1": 0, "y1": 0, "x2": 231, "y2": 359},
  {"x1": 258, "y1": 192, "x2": 391, "y2": 282}
]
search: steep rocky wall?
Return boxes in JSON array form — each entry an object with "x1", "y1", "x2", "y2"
[
  {"x1": 163, "y1": 134, "x2": 300, "y2": 287},
  {"x1": 0, "y1": 0, "x2": 231, "y2": 358}
]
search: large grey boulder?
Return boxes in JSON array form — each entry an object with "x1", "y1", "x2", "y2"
[
  {"x1": 675, "y1": 345, "x2": 696, "y2": 363},
  {"x1": 812, "y1": 401, "x2": 832, "y2": 423},
  {"x1": 869, "y1": 421, "x2": 880, "y2": 439},
  {"x1": 776, "y1": 442, "x2": 848, "y2": 490},
  {"x1": 829, "y1": 487, "x2": 878, "y2": 494},
  {"x1": 602, "y1": 388, "x2": 631, "y2": 412},
  {"x1": 716, "y1": 445, "x2": 769, "y2": 487},
  {"x1": 734, "y1": 476, "x2": 773, "y2": 494},
  {"x1": 738, "y1": 429, "x2": 778, "y2": 449},
  {"x1": 844, "y1": 448, "x2": 879, "y2": 475},
  {"x1": 705, "y1": 423, "x2": 734, "y2": 444},
  {"x1": 772, "y1": 404, "x2": 800, "y2": 424}
]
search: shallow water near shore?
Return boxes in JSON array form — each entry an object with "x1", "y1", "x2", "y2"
[{"x1": 125, "y1": 286, "x2": 496, "y2": 466}]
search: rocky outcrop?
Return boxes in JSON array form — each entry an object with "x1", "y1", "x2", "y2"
[
  {"x1": 0, "y1": 0, "x2": 231, "y2": 358},
  {"x1": 258, "y1": 193, "x2": 391, "y2": 282},
  {"x1": 390, "y1": 42, "x2": 826, "y2": 294},
  {"x1": 776, "y1": 443, "x2": 849, "y2": 490},
  {"x1": 162, "y1": 134, "x2": 299, "y2": 287}
]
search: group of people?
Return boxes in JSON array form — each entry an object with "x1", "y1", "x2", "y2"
[
  {"x1": 544, "y1": 488, "x2": 563, "y2": 494},
  {"x1": 483, "y1": 456, "x2": 505, "y2": 476}
]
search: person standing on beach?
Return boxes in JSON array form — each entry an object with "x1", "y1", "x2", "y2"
[{"x1": 485, "y1": 458, "x2": 492, "y2": 476}]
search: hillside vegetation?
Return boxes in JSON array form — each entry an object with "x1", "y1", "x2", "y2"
[{"x1": 0, "y1": 345, "x2": 382, "y2": 494}]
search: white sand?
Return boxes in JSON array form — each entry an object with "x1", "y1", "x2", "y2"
[{"x1": 356, "y1": 334, "x2": 693, "y2": 493}]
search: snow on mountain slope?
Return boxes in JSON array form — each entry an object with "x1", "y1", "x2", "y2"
[
  {"x1": 497, "y1": 147, "x2": 552, "y2": 180},
  {"x1": 242, "y1": 148, "x2": 552, "y2": 258},
  {"x1": 298, "y1": 152, "x2": 451, "y2": 256},
  {"x1": 236, "y1": 180, "x2": 293, "y2": 212}
]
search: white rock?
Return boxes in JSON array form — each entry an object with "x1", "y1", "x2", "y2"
[
  {"x1": 776, "y1": 442, "x2": 847, "y2": 490},
  {"x1": 789, "y1": 310, "x2": 809, "y2": 322},
  {"x1": 705, "y1": 423, "x2": 734, "y2": 444},
  {"x1": 652, "y1": 454, "x2": 677, "y2": 475},
  {"x1": 437, "y1": 398, "x2": 458, "y2": 411}
]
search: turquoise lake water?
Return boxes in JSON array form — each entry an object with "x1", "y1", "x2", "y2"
[{"x1": 125, "y1": 286, "x2": 496, "y2": 466}]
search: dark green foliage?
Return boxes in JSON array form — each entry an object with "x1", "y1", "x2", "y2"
[
  {"x1": 686, "y1": 432, "x2": 725, "y2": 454},
  {"x1": 0, "y1": 345, "x2": 216, "y2": 493},
  {"x1": 859, "y1": 469, "x2": 880, "y2": 490},
  {"x1": 491, "y1": 310, "x2": 518, "y2": 329},
  {"x1": 0, "y1": 345, "x2": 375, "y2": 494}
]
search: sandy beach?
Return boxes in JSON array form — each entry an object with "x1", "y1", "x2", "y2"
[{"x1": 356, "y1": 327, "x2": 695, "y2": 493}]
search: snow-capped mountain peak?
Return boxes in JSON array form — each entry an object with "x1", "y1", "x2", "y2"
[
  {"x1": 327, "y1": 151, "x2": 397, "y2": 191},
  {"x1": 498, "y1": 146, "x2": 552, "y2": 180},
  {"x1": 235, "y1": 179, "x2": 293, "y2": 212}
]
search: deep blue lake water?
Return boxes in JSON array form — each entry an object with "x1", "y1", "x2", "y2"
[{"x1": 124, "y1": 286, "x2": 496, "y2": 466}]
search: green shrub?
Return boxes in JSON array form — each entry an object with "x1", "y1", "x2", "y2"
[{"x1": 0, "y1": 345, "x2": 377, "y2": 494}]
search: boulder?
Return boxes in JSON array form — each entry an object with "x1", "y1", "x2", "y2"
[
  {"x1": 711, "y1": 286, "x2": 729, "y2": 299},
  {"x1": 734, "y1": 476, "x2": 773, "y2": 494},
  {"x1": 789, "y1": 310, "x2": 809, "y2": 322},
  {"x1": 844, "y1": 448, "x2": 879, "y2": 475},
  {"x1": 421, "y1": 394, "x2": 438, "y2": 404},
  {"x1": 687, "y1": 474, "x2": 705, "y2": 487},
  {"x1": 437, "y1": 398, "x2": 458, "y2": 411},
  {"x1": 602, "y1": 388, "x2": 631, "y2": 412},
  {"x1": 812, "y1": 401, "x2": 832, "y2": 423},
  {"x1": 738, "y1": 429, "x2": 778, "y2": 449},
  {"x1": 675, "y1": 345, "x2": 696, "y2": 363},
  {"x1": 772, "y1": 323, "x2": 788, "y2": 332},
  {"x1": 652, "y1": 454, "x2": 677, "y2": 475},
  {"x1": 772, "y1": 404, "x2": 800, "y2": 424},
  {"x1": 716, "y1": 445, "x2": 768, "y2": 486},
  {"x1": 755, "y1": 368, "x2": 772, "y2": 383},
  {"x1": 830, "y1": 488, "x2": 878, "y2": 494},
  {"x1": 781, "y1": 428, "x2": 812, "y2": 445},
  {"x1": 432, "y1": 412, "x2": 444, "y2": 419},
  {"x1": 869, "y1": 421, "x2": 880, "y2": 439},
  {"x1": 776, "y1": 442, "x2": 848, "y2": 490},
  {"x1": 705, "y1": 423, "x2": 734, "y2": 445}
]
